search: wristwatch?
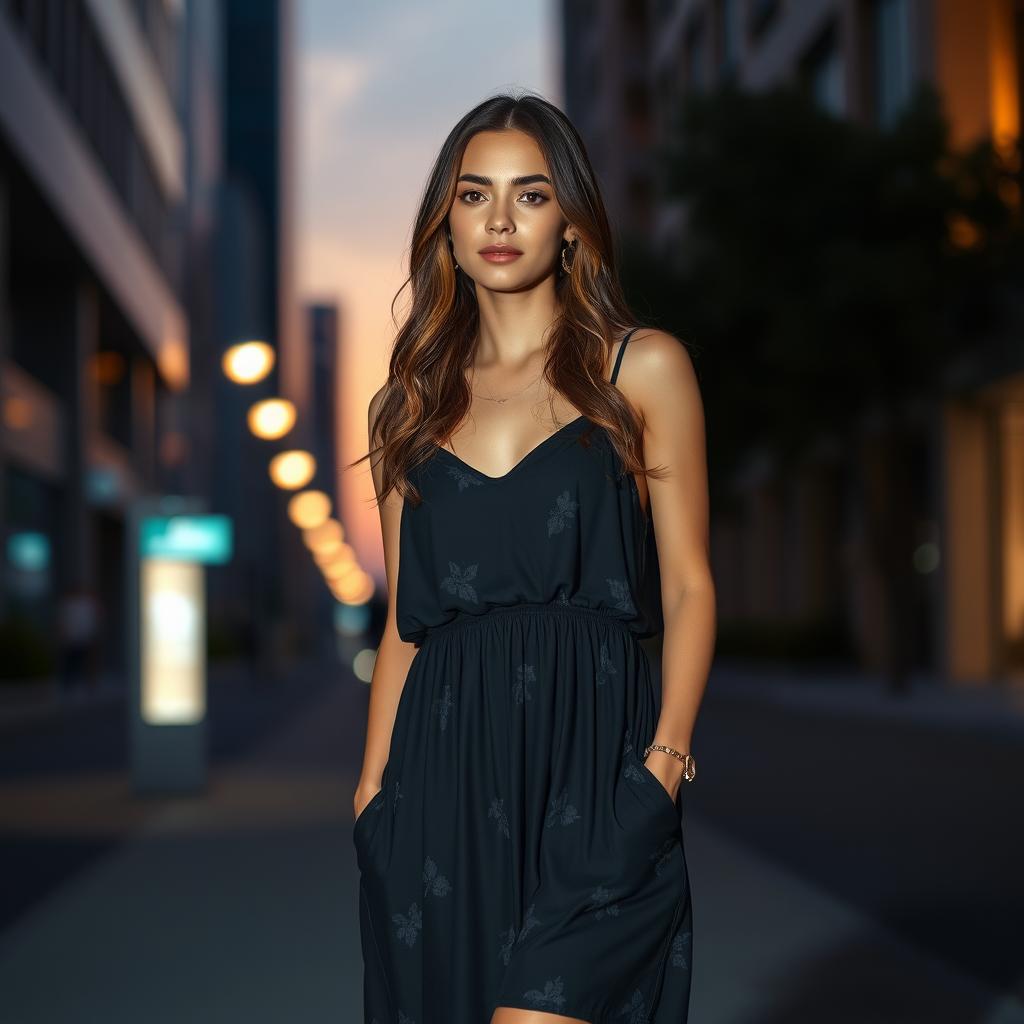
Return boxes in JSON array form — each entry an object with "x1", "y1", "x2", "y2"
[{"x1": 643, "y1": 743, "x2": 697, "y2": 782}]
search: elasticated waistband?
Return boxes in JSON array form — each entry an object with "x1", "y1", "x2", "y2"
[{"x1": 421, "y1": 599, "x2": 637, "y2": 643}]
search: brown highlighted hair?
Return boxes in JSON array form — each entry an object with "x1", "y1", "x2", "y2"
[{"x1": 347, "y1": 90, "x2": 653, "y2": 506}]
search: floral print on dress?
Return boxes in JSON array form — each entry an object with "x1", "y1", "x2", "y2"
[
  {"x1": 650, "y1": 836, "x2": 677, "y2": 877},
  {"x1": 596, "y1": 642, "x2": 616, "y2": 687},
  {"x1": 616, "y1": 988, "x2": 649, "y2": 1023},
  {"x1": 445, "y1": 463, "x2": 484, "y2": 493},
  {"x1": 511, "y1": 662, "x2": 535, "y2": 704},
  {"x1": 432, "y1": 683, "x2": 455, "y2": 731},
  {"x1": 441, "y1": 561, "x2": 479, "y2": 603},
  {"x1": 606, "y1": 577, "x2": 636, "y2": 614},
  {"x1": 588, "y1": 883, "x2": 621, "y2": 919},
  {"x1": 393, "y1": 901, "x2": 422, "y2": 947},
  {"x1": 488, "y1": 796, "x2": 511, "y2": 838},
  {"x1": 423, "y1": 855, "x2": 452, "y2": 897},
  {"x1": 522, "y1": 975, "x2": 567, "y2": 1010},
  {"x1": 546, "y1": 489, "x2": 579, "y2": 536},
  {"x1": 621, "y1": 727, "x2": 647, "y2": 784},
  {"x1": 544, "y1": 787, "x2": 580, "y2": 828},
  {"x1": 670, "y1": 928, "x2": 692, "y2": 969},
  {"x1": 498, "y1": 901, "x2": 541, "y2": 965}
]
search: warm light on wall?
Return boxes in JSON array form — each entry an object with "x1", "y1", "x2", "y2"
[
  {"x1": 248, "y1": 398, "x2": 297, "y2": 439},
  {"x1": 287, "y1": 489, "x2": 332, "y2": 529},
  {"x1": 2, "y1": 396, "x2": 33, "y2": 430},
  {"x1": 91, "y1": 350, "x2": 126, "y2": 385},
  {"x1": 268, "y1": 450, "x2": 316, "y2": 489},
  {"x1": 989, "y1": 0, "x2": 1020, "y2": 154},
  {"x1": 222, "y1": 341, "x2": 275, "y2": 384}
]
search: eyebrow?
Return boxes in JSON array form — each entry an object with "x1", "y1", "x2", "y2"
[{"x1": 457, "y1": 173, "x2": 552, "y2": 187}]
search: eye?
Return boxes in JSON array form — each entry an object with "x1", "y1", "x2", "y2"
[{"x1": 457, "y1": 190, "x2": 549, "y2": 205}]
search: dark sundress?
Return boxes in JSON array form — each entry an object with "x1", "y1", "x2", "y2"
[{"x1": 354, "y1": 328, "x2": 693, "y2": 1023}]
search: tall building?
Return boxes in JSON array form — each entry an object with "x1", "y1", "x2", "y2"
[
  {"x1": 561, "y1": 0, "x2": 1024, "y2": 685},
  {"x1": 208, "y1": 0, "x2": 302, "y2": 660},
  {"x1": 0, "y1": 0, "x2": 306, "y2": 681},
  {"x1": 0, "y1": 0, "x2": 190, "y2": 677}
]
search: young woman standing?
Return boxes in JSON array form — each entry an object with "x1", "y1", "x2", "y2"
[{"x1": 350, "y1": 92, "x2": 715, "y2": 1024}]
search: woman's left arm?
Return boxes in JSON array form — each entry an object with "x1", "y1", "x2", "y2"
[{"x1": 620, "y1": 329, "x2": 716, "y2": 802}]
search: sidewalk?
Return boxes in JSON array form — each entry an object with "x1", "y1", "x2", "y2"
[
  {"x1": 0, "y1": 656, "x2": 291, "y2": 734},
  {"x1": 1, "y1": 658, "x2": 1021, "y2": 1022},
  {"x1": 705, "y1": 657, "x2": 1024, "y2": 740}
]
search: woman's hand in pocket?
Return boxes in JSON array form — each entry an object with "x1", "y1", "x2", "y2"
[{"x1": 354, "y1": 779, "x2": 383, "y2": 822}]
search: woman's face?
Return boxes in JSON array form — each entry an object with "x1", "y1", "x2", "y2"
[{"x1": 448, "y1": 129, "x2": 573, "y2": 290}]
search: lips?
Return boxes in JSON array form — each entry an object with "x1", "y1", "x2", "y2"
[{"x1": 479, "y1": 246, "x2": 523, "y2": 254}]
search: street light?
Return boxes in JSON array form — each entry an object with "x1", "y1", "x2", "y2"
[{"x1": 222, "y1": 340, "x2": 275, "y2": 384}]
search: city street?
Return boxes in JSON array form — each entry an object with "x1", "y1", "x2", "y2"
[{"x1": 1, "y1": 659, "x2": 1021, "y2": 1023}]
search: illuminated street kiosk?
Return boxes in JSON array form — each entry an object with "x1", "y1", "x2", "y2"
[{"x1": 127, "y1": 497, "x2": 233, "y2": 793}]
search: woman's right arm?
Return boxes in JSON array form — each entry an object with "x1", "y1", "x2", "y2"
[{"x1": 353, "y1": 386, "x2": 420, "y2": 820}]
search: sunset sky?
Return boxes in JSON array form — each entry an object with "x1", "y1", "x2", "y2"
[{"x1": 296, "y1": 0, "x2": 560, "y2": 582}]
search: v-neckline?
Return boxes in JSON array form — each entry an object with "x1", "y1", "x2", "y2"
[{"x1": 433, "y1": 415, "x2": 591, "y2": 483}]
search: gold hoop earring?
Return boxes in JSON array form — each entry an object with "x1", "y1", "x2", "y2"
[{"x1": 561, "y1": 238, "x2": 578, "y2": 274}]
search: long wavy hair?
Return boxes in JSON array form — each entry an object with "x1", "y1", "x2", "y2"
[{"x1": 348, "y1": 90, "x2": 657, "y2": 507}]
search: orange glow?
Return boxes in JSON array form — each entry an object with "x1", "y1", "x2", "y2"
[
  {"x1": 322, "y1": 558, "x2": 358, "y2": 582},
  {"x1": 157, "y1": 336, "x2": 189, "y2": 391},
  {"x1": 331, "y1": 568, "x2": 375, "y2": 603},
  {"x1": 304, "y1": 518, "x2": 344, "y2": 551},
  {"x1": 248, "y1": 398, "x2": 297, "y2": 440},
  {"x1": 989, "y1": 0, "x2": 1019, "y2": 154},
  {"x1": 222, "y1": 341, "x2": 275, "y2": 384},
  {"x1": 948, "y1": 213, "x2": 981, "y2": 248},
  {"x1": 288, "y1": 489, "x2": 332, "y2": 529},
  {"x1": 314, "y1": 540, "x2": 353, "y2": 565},
  {"x1": 91, "y1": 350, "x2": 125, "y2": 385},
  {"x1": 2, "y1": 396, "x2": 33, "y2": 430},
  {"x1": 268, "y1": 450, "x2": 316, "y2": 489}
]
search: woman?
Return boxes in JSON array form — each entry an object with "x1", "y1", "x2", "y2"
[{"x1": 350, "y1": 92, "x2": 715, "y2": 1024}]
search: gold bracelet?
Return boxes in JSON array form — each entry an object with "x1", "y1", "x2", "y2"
[{"x1": 643, "y1": 743, "x2": 697, "y2": 782}]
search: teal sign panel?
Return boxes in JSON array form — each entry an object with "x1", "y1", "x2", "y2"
[{"x1": 140, "y1": 515, "x2": 233, "y2": 565}]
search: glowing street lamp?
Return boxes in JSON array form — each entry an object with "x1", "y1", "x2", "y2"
[
  {"x1": 222, "y1": 341, "x2": 275, "y2": 384},
  {"x1": 268, "y1": 450, "x2": 316, "y2": 490},
  {"x1": 248, "y1": 398, "x2": 296, "y2": 440},
  {"x1": 287, "y1": 490, "x2": 332, "y2": 530}
]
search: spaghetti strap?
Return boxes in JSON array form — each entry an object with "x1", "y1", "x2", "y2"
[{"x1": 610, "y1": 327, "x2": 640, "y2": 386}]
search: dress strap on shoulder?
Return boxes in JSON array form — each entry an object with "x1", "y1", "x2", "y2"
[{"x1": 610, "y1": 327, "x2": 640, "y2": 386}]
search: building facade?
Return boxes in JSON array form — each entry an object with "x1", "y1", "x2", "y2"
[{"x1": 562, "y1": 0, "x2": 1024, "y2": 685}]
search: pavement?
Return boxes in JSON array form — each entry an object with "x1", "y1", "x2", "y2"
[{"x1": 0, "y1": 655, "x2": 1020, "y2": 1023}]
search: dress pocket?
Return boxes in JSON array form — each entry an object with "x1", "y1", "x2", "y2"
[
  {"x1": 632, "y1": 753, "x2": 679, "y2": 822},
  {"x1": 353, "y1": 762, "x2": 390, "y2": 849},
  {"x1": 353, "y1": 787, "x2": 384, "y2": 845}
]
